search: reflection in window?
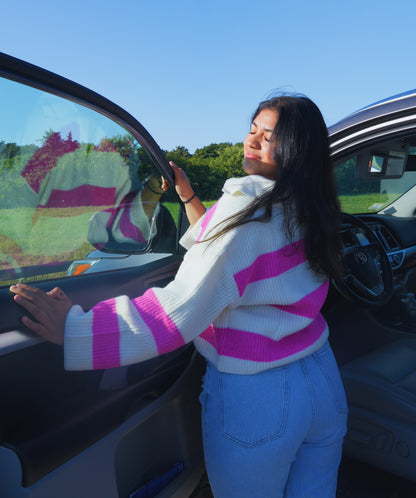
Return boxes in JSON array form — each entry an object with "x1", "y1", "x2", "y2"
[{"x1": 0, "y1": 78, "x2": 175, "y2": 286}]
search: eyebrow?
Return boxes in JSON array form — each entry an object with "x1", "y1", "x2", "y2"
[{"x1": 251, "y1": 121, "x2": 274, "y2": 133}]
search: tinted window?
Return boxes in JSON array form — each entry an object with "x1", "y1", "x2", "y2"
[{"x1": 0, "y1": 78, "x2": 176, "y2": 286}]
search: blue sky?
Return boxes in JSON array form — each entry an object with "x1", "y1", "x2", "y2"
[{"x1": 1, "y1": 0, "x2": 416, "y2": 152}]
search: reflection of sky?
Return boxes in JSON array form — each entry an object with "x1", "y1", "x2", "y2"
[{"x1": 0, "y1": 78, "x2": 126, "y2": 146}]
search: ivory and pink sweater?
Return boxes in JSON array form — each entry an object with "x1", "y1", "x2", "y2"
[{"x1": 64, "y1": 175, "x2": 329, "y2": 375}]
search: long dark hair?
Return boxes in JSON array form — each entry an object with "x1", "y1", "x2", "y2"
[{"x1": 207, "y1": 94, "x2": 343, "y2": 279}]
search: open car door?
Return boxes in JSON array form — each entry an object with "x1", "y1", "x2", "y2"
[{"x1": 0, "y1": 53, "x2": 204, "y2": 498}]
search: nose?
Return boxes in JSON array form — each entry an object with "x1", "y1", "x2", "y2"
[{"x1": 245, "y1": 132, "x2": 261, "y2": 149}]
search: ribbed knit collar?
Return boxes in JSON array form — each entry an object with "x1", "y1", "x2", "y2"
[{"x1": 222, "y1": 175, "x2": 275, "y2": 199}]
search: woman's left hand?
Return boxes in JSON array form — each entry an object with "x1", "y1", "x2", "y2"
[{"x1": 9, "y1": 284, "x2": 73, "y2": 345}]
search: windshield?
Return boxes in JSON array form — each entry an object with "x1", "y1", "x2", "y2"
[{"x1": 335, "y1": 135, "x2": 416, "y2": 217}]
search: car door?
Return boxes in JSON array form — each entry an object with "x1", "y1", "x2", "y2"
[{"x1": 0, "y1": 53, "x2": 204, "y2": 498}]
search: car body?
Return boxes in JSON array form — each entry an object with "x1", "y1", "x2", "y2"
[{"x1": 1, "y1": 51, "x2": 416, "y2": 497}]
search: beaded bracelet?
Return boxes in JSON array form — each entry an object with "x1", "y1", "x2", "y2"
[{"x1": 183, "y1": 193, "x2": 197, "y2": 204}]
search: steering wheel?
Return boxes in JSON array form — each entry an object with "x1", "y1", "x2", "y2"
[{"x1": 333, "y1": 213, "x2": 394, "y2": 306}]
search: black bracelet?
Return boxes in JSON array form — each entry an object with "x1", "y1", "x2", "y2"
[{"x1": 183, "y1": 193, "x2": 197, "y2": 204}]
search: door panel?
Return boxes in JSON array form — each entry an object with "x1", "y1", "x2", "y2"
[{"x1": 0, "y1": 53, "x2": 203, "y2": 497}]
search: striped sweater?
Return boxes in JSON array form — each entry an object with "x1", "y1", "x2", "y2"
[{"x1": 64, "y1": 175, "x2": 329, "y2": 374}]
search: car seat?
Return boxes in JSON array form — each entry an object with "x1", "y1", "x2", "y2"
[{"x1": 340, "y1": 337, "x2": 416, "y2": 481}]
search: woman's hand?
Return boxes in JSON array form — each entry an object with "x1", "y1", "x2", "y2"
[
  {"x1": 168, "y1": 161, "x2": 195, "y2": 202},
  {"x1": 163, "y1": 161, "x2": 206, "y2": 226},
  {"x1": 9, "y1": 284, "x2": 73, "y2": 345}
]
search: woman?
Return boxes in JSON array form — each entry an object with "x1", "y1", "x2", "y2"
[{"x1": 10, "y1": 95, "x2": 347, "y2": 497}]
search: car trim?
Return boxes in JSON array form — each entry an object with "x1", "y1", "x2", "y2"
[
  {"x1": 330, "y1": 115, "x2": 416, "y2": 158},
  {"x1": 332, "y1": 114, "x2": 416, "y2": 149},
  {"x1": 0, "y1": 330, "x2": 43, "y2": 356}
]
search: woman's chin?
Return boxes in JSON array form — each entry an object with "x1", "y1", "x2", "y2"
[{"x1": 243, "y1": 160, "x2": 257, "y2": 176}]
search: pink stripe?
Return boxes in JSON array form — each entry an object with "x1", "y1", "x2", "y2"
[
  {"x1": 272, "y1": 281, "x2": 329, "y2": 319},
  {"x1": 197, "y1": 202, "x2": 218, "y2": 242},
  {"x1": 200, "y1": 314, "x2": 326, "y2": 362},
  {"x1": 92, "y1": 298, "x2": 121, "y2": 369},
  {"x1": 117, "y1": 207, "x2": 146, "y2": 243},
  {"x1": 234, "y1": 240, "x2": 306, "y2": 296},
  {"x1": 200, "y1": 324, "x2": 215, "y2": 343},
  {"x1": 38, "y1": 185, "x2": 116, "y2": 208},
  {"x1": 132, "y1": 289, "x2": 185, "y2": 355}
]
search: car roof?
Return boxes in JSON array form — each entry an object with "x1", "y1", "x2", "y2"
[
  {"x1": 329, "y1": 89, "x2": 416, "y2": 137},
  {"x1": 328, "y1": 89, "x2": 416, "y2": 158}
]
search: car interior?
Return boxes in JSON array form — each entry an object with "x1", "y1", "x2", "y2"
[{"x1": 326, "y1": 133, "x2": 416, "y2": 483}]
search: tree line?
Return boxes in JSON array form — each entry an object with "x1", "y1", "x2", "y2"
[
  {"x1": 1, "y1": 135, "x2": 378, "y2": 205},
  {"x1": 163, "y1": 142, "x2": 244, "y2": 201},
  {"x1": 162, "y1": 145, "x2": 380, "y2": 200}
]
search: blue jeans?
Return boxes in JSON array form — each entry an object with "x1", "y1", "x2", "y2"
[{"x1": 200, "y1": 341, "x2": 348, "y2": 497}]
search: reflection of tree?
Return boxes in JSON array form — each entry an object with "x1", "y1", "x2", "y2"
[
  {"x1": 94, "y1": 137, "x2": 118, "y2": 154},
  {"x1": 0, "y1": 142, "x2": 37, "y2": 173},
  {"x1": 95, "y1": 134, "x2": 143, "y2": 192},
  {"x1": 0, "y1": 141, "x2": 20, "y2": 164},
  {"x1": 1, "y1": 130, "x2": 148, "y2": 277},
  {"x1": 21, "y1": 132, "x2": 80, "y2": 193}
]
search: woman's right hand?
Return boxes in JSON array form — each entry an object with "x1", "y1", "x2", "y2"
[
  {"x1": 167, "y1": 161, "x2": 206, "y2": 226},
  {"x1": 169, "y1": 161, "x2": 195, "y2": 203}
]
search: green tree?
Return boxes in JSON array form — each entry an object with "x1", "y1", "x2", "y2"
[
  {"x1": 164, "y1": 142, "x2": 245, "y2": 200},
  {"x1": 165, "y1": 146, "x2": 191, "y2": 168}
]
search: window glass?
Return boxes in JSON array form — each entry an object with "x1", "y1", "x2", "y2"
[
  {"x1": 335, "y1": 135, "x2": 416, "y2": 216},
  {"x1": 0, "y1": 78, "x2": 176, "y2": 286}
]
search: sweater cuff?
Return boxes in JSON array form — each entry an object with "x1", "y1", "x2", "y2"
[
  {"x1": 64, "y1": 305, "x2": 94, "y2": 370},
  {"x1": 179, "y1": 214, "x2": 204, "y2": 249}
]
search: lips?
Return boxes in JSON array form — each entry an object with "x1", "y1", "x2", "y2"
[{"x1": 244, "y1": 152, "x2": 261, "y2": 161}]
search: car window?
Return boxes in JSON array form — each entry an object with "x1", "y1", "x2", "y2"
[
  {"x1": 335, "y1": 134, "x2": 416, "y2": 216},
  {"x1": 0, "y1": 77, "x2": 177, "y2": 286}
]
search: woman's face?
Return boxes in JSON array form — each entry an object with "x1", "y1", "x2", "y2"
[{"x1": 243, "y1": 108, "x2": 278, "y2": 180}]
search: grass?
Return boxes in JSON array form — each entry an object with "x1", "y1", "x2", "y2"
[
  {"x1": 163, "y1": 200, "x2": 216, "y2": 224},
  {"x1": 338, "y1": 193, "x2": 400, "y2": 214},
  {"x1": 0, "y1": 200, "x2": 217, "y2": 286},
  {"x1": 167, "y1": 194, "x2": 400, "y2": 217}
]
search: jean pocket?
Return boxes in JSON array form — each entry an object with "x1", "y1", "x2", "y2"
[
  {"x1": 219, "y1": 367, "x2": 289, "y2": 448},
  {"x1": 313, "y1": 343, "x2": 348, "y2": 415}
]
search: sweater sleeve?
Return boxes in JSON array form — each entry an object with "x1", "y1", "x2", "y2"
[{"x1": 64, "y1": 219, "x2": 242, "y2": 370}]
